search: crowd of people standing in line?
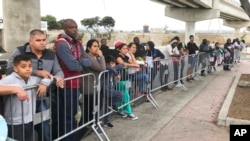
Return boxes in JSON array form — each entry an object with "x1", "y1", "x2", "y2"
[{"x1": 0, "y1": 18, "x2": 247, "y2": 141}]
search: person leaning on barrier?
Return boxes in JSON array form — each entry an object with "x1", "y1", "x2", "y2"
[
  {"x1": 145, "y1": 41, "x2": 165, "y2": 90},
  {"x1": 54, "y1": 19, "x2": 91, "y2": 141},
  {"x1": 199, "y1": 39, "x2": 213, "y2": 76},
  {"x1": 223, "y1": 38, "x2": 233, "y2": 71},
  {"x1": 80, "y1": 39, "x2": 106, "y2": 127},
  {"x1": 177, "y1": 43, "x2": 187, "y2": 84},
  {"x1": 102, "y1": 55, "x2": 124, "y2": 128},
  {"x1": 127, "y1": 42, "x2": 148, "y2": 95},
  {"x1": 115, "y1": 42, "x2": 138, "y2": 120},
  {"x1": 133, "y1": 37, "x2": 146, "y2": 60},
  {"x1": 165, "y1": 40, "x2": 180, "y2": 85},
  {"x1": 6, "y1": 29, "x2": 64, "y2": 141},
  {"x1": 0, "y1": 55, "x2": 54, "y2": 141},
  {"x1": 186, "y1": 35, "x2": 199, "y2": 82},
  {"x1": 160, "y1": 40, "x2": 176, "y2": 91}
]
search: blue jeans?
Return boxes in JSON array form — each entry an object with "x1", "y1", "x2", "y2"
[
  {"x1": 159, "y1": 64, "x2": 169, "y2": 86},
  {"x1": 103, "y1": 89, "x2": 123, "y2": 123},
  {"x1": 8, "y1": 122, "x2": 33, "y2": 141},
  {"x1": 173, "y1": 62, "x2": 179, "y2": 83},
  {"x1": 59, "y1": 88, "x2": 78, "y2": 141},
  {"x1": 130, "y1": 71, "x2": 148, "y2": 93},
  {"x1": 35, "y1": 100, "x2": 50, "y2": 141}
]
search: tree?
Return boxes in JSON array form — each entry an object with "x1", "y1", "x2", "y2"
[
  {"x1": 80, "y1": 16, "x2": 100, "y2": 38},
  {"x1": 41, "y1": 15, "x2": 62, "y2": 30},
  {"x1": 99, "y1": 16, "x2": 115, "y2": 39}
]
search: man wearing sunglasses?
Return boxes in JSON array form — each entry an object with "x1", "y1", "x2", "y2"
[{"x1": 6, "y1": 29, "x2": 64, "y2": 141}]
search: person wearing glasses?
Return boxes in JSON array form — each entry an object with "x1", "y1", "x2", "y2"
[
  {"x1": 54, "y1": 19, "x2": 92, "y2": 141},
  {"x1": 6, "y1": 29, "x2": 64, "y2": 141}
]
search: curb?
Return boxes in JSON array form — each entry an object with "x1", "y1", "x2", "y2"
[{"x1": 217, "y1": 73, "x2": 250, "y2": 127}]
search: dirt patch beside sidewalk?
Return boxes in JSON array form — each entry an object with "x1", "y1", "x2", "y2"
[{"x1": 227, "y1": 74, "x2": 250, "y2": 120}]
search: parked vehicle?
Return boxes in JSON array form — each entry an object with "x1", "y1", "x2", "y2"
[{"x1": 0, "y1": 53, "x2": 10, "y2": 75}]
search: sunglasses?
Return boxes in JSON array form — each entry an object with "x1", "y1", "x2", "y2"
[{"x1": 38, "y1": 59, "x2": 43, "y2": 70}]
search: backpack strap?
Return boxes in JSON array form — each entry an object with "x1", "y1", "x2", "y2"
[{"x1": 54, "y1": 38, "x2": 71, "y2": 51}]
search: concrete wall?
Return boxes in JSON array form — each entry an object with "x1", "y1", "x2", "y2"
[
  {"x1": 91, "y1": 32, "x2": 249, "y2": 46},
  {"x1": 2, "y1": 0, "x2": 41, "y2": 52},
  {"x1": 45, "y1": 31, "x2": 250, "y2": 49},
  {"x1": 0, "y1": 30, "x2": 2, "y2": 47}
]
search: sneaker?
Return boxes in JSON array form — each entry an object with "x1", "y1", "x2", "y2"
[
  {"x1": 180, "y1": 80, "x2": 184, "y2": 84},
  {"x1": 176, "y1": 83, "x2": 182, "y2": 87},
  {"x1": 104, "y1": 123, "x2": 114, "y2": 128},
  {"x1": 117, "y1": 112, "x2": 126, "y2": 117},
  {"x1": 127, "y1": 114, "x2": 138, "y2": 120},
  {"x1": 96, "y1": 127, "x2": 103, "y2": 134}
]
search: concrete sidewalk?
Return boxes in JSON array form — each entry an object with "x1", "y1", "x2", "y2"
[{"x1": 84, "y1": 60, "x2": 249, "y2": 141}]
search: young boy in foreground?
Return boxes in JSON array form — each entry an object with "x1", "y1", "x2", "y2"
[{"x1": 0, "y1": 55, "x2": 53, "y2": 141}]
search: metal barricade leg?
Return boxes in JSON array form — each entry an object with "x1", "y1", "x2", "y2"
[{"x1": 147, "y1": 67, "x2": 159, "y2": 109}]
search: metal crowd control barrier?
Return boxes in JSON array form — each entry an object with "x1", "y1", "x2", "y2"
[
  {"x1": 5, "y1": 85, "x2": 37, "y2": 141},
  {"x1": 6, "y1": 49, "x2": 248, "y2": 141},
  {"x1": 53, "y1": 73, "x2": 103, "y2": 141}
]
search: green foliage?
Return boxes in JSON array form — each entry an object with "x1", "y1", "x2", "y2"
[
  {"x1": 99, "y1": 16, "x2": 115, "y2": 40},
  {"x1": 80, "y1": 16, "x2": 100, "y2": 34},
  {"x1": 41, "y1": 15, "x2": 62, "y2": 30},
  {"x1": 80, "y1": 16, "x2": 115, "y2": 40}
]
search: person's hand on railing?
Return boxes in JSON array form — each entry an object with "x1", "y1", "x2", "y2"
[
  {"x1": 37, "y1": 84, "x2": 47, "y2": 97},
  {"x1": 15, "y1": 87, "x2": 29, "y2": 101},
  {"x1": 115, "y1": 75, "x2": 121, "y2": 82},
  {"x1": 54, "y1": 76, "x2": 64, "y2": 88},
  {"x1": 153, "y1": 57, "x2": 161, "y2": 61}
]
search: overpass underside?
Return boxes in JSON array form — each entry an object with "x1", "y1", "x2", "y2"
[
  {"x1": 151, "y1": 0, "x2": 250, "y2": 42},
  {"x1": 153, "y1": 0, "x2": 249, "y2": 21}
]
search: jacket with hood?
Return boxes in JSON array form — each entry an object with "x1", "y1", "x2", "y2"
[{"x1": 54, "y1": 34, "x2": 91, "y2": 88}]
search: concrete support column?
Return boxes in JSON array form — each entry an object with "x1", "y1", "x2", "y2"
[
  {"x1": 185, "y1": 21, "x2": 195, "y2": 44},
  {"x1": 235, "y1": 28, "x2": 240, "y2": 34},
  {"x1": 234, "y1": 28, "x2": 241, "y2": 38},
  {"x1": 3, "y1": 0, "x2": 41, "y2": 52}
]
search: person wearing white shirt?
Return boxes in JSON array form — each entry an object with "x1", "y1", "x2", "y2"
[{"x1": 162, "y1": 40, "x2": 180, "y2": 86}]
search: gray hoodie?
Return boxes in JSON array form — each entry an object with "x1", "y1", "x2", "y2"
[{"x1": 0, "y1": 72, "x2": 53, "y2": 125}]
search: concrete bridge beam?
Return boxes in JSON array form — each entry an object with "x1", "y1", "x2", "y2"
[
  {"x1": 164, "y1": 6, "x2": 220, "y2": 22},
  {"x1": 165, "y1": 5, "x2": 220, "y2": 43},
  {"x1": 2, "y1": 0, "x2": 41, "y2": 52},
  {"x1": 223, "y1": 20, "x2": 250, "y2": 29}
]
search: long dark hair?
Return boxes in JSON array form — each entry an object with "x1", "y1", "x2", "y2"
[{"x1": 86, "y1": 39, "x2": 99, "y2": 53}]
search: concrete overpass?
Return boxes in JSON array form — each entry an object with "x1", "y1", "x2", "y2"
[{"x1": 151, "y1": 0, "x2": 250, "y2": 42}]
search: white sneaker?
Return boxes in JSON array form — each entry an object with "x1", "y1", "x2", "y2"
[{"x1": 127, "y1": 113, "x2": 138, "y2": 120}]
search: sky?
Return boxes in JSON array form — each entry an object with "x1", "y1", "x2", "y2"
[
  {"x1": 0, "y1": 0, "x2": 242, "y2": 31},
  {"x1": 39, "y1": 0, "x2": 236, "y2": 31}
]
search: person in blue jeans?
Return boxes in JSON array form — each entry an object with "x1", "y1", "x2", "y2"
[
  {"x1": 127, "y1": 42, "x2": 148, "y2": 95},
  {"x1": 102, "y1": 55, "x2": 123, "y2": 127}
]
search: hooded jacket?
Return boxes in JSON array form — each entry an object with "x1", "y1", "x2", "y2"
[{"x1": 54, "y1": 34, "x2": 91, "y2": 88}]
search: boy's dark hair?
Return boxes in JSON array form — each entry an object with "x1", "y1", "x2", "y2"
[
  {"x1": 105, "y1": 55, "x2": 116, "y2": 64},
  {"x1": 189, "y1": 35, "x2": 194, "y2": 39},
  {"x1": 13, "y1": 55, "x2": 31, "y2": 66}
]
